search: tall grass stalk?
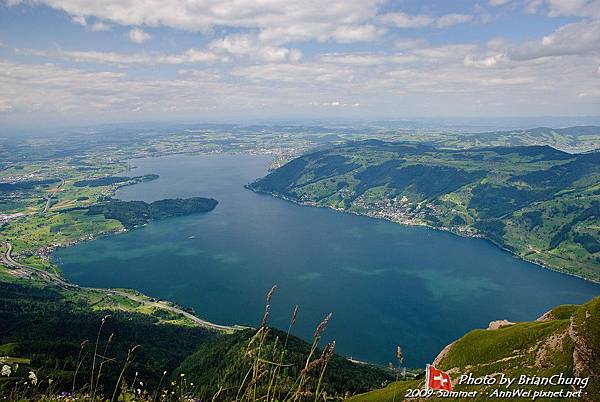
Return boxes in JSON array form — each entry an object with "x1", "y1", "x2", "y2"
[
  {"x1": 72, "y1": 339, "x2": 89, "y2": 393},
  {"x1": 90, "y1": 315, "x2": 110, "y2": 398},
  {"x1": 110, "y1": 345, "x2": 139, "y2": 402}
]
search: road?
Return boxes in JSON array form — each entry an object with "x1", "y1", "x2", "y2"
[
  {"x1": 42, "y1": 178, "x2": 65, "y2": 213},
  {"x1": 95, "y1": 288, "x2": 237, "y2": 332},
  {"x1": 1, "y1": 241, "x2": 236, "y2": 332}
]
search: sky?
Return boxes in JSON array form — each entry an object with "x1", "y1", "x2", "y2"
[{"x1": 1, "y1": 0, "x2": 600, "y2": 127}]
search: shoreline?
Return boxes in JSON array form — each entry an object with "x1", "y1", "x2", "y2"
[{"x1": 247, "y1": 186, "x2": 600, "y2": 285}]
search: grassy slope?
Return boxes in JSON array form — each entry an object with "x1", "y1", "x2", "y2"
[
  {"x1": 249, "y1": 142, "x2": 600, "y2": 281},
  {"x1": 352, "y1": 296, "x2": 600, "y2": 401}
]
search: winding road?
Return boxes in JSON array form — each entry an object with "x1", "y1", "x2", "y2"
[{"x1": 1, "y1": 241, "x2": 237, "y2": 332}]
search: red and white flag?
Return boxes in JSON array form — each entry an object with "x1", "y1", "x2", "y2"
[{"x1": 425, "y1": 364, "x2": 453, "y2": 391}]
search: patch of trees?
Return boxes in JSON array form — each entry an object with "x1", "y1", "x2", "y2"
[
  {"x1": 469, "y1": 184, "x2": 546, "y2": 219},
  {"x1": 549, "y1": 202, "x2": 600, "y2": 249},
  {"x1": 0, "y1": 179, "x2": 60, "y2": 192},
  {"x1": 574, "y1": 233, "x2": 600, "y2": 254},
  {"x1": 522, "y1": 210, "x2": 543, "y2": 229},
  {"x1": 87, "y1": 197, "x2": 218, "y2": 229},
  {"x1": 310, "y1": 155, "x2": 360, "y2": 181},
  {"x1": 450, "y1": 215, "x2": 467, "y2": 226},
  {"x1": 74, "y1": 174, "x2": 159, "y2": 187},
  {"x1": 473, "y1": 219, "x2": 506, "y2": 244}
]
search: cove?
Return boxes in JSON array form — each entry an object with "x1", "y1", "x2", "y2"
[{"x1": 55, "y1": 153, "x2": 600, "y2": 367}]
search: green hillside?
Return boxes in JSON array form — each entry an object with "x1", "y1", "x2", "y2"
[
  {"x1": 249, "y1": 141, "x2": 600, "y2": 282},
  {"x1": 0, "y1": 282, "x2": 215, "y2": 394},
  {"x1": 351, "y1": 296, "x2": 600, "y2": 401}
]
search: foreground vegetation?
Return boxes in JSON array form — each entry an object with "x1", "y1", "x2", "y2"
[
  {"x1": 250, "y1": 141, "x2": 600, "y2": 282},
  {"x1": 0, "y1": 283, "x2": 393, "y2": 400}
]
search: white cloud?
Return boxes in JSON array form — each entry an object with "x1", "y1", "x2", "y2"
[
  {"x1": 464, "y1": 53, "x2": 508, "y2": 68},
  {"x1": 209, "y1": 34, "x2": 302, "y2": 62},
  {"x1": 71, "y1": 15, "x2": 111, "y2": 31},
  {"x1": 320, "y1": 53, "x2": 416, "y2": 66},
  {"x1": 546, "y1": 0, "x2": 600, "y2": 18},
  {"x1": 494, "y1": 0, "x2": 600, "y2": 18},
  {"x1": 318, "y1": 101, "x2": 360, "y2": 108},
  {"x1": 435, "y1": 14, "x2": 473, "y2": 28},
  {"x1": 232, "y1": 63, "x2": 354, "y2": 83},
  {"x1": 8, "y1": 0, "x2": 385, "y2": 43},
  {"x1": 177, "y1": 69, "x2": 221, "y2": 81},
  {"x1": 412, "y1": 44, "x2": 477, "y2": 62},
  {"x1": 379, "y1": 12, "x2": 433, "y2": 28},
  {"x1": 18, "y1": 48, "x2": 222, "y2": 65},
  {"x1": 379, "y1": 12, "x2": 473, "y2": 29},
  {"x1": 71, "y1": 15, "x2": 86, "y2": 26},
  {"x1": 90, "y1": 22, "x2": 111, "y2": 31},
  {"x1": 128, "y1": 28, "x2": 151, "y2": 44},
  {"x1": 508, "y1": 20, "x2": 600, "y2": 60},
  {"x1": 394, "y1": 38, "x2": 427, "y2": 50},
  {"x1": 332, "y1": 25, "x2": 383, "y2": 43}
]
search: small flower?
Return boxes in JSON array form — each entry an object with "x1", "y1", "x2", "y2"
[
  {"x1": 1, "y1": 365, "x2": 11, "y2": 377},
  {"x1": 28, "y1": 371, "x2": 38, "y2": 386},
  {"x1": 136, "y1": 388, "x2": 142, "y2": 395}
]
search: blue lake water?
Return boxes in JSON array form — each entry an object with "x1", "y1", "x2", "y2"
[{"x1": 55, "y1": 153, "x2": 600, "y2": 367}]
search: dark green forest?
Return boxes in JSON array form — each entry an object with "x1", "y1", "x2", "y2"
[{"x1": 87, "y1": 197, "x2": 218, "y2": 229}]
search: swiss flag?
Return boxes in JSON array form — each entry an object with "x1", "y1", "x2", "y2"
[{"x1": 426, "y1": 364, "x2": 453, "y2": 391}]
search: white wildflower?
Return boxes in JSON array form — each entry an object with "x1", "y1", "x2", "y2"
[
  {"x1": 28, "y1": 371, "x2": 38, "y2": 385},
  {"x1": 1, "y1": 365, "x2": 11, "y2": 377}
]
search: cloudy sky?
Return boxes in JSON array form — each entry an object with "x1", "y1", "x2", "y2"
[{"x1": 1, "y1": 0, "x2": 600, "y2": 127}]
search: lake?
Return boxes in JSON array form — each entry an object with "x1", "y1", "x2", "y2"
[{"x1": 55, "y1": 153, "x2": 600, "y2": 367}]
